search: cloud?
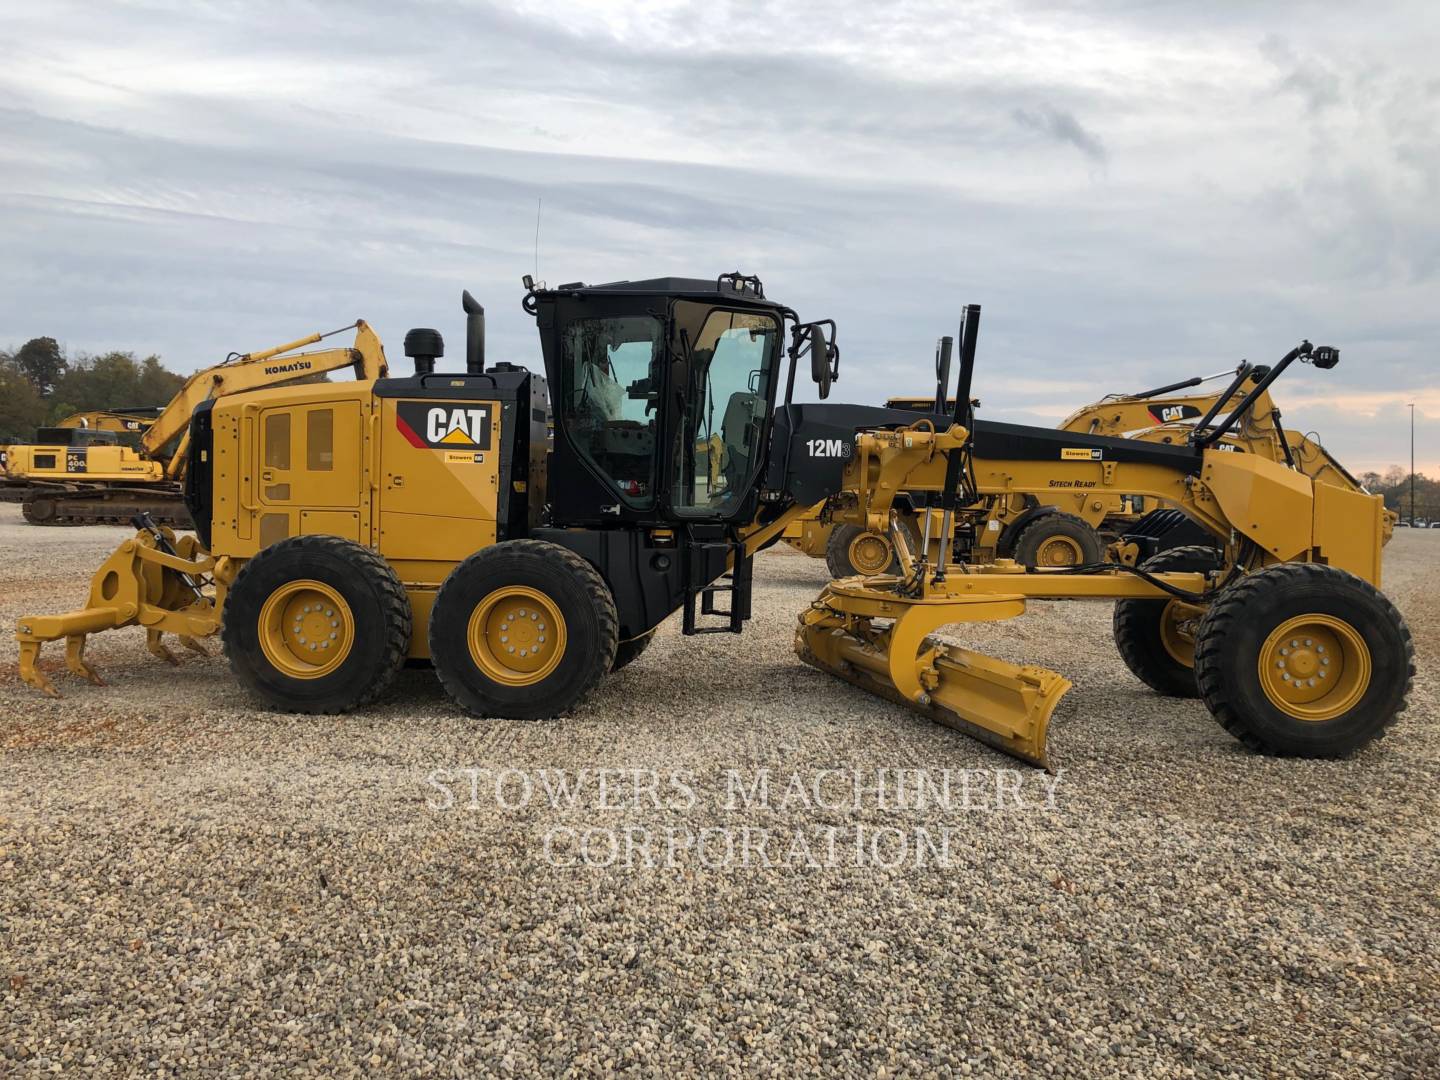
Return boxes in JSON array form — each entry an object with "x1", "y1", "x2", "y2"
[
  {"x1": 0, "y1": 0, "x2": 1435, "y2": 472},
  {"x1": 1012, "y1": 105, "x2": 1107, "y2": 163}
]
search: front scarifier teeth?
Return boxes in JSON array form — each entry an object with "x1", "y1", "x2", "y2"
[
  {"x1": 795, "y1": 582, "x2": 1072, "y2": 770},
  {"x1": 14, "y1": 525, "x2": 220, "y2": 698}
]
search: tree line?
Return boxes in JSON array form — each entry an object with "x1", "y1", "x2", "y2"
[
  {"x1": 0, "y1": 337, "x2": 187, "y2": 440},
  {"x1": 2, "y1": 338, "x2": 1433, "y2": 518},
  {"x1": 1359, "y1": 468, "x2": 1440, "y2": 524}
]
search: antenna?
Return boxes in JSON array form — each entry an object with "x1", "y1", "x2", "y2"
[{"x1": 534, "y1": 197, "x2": 543, "y2": 282}]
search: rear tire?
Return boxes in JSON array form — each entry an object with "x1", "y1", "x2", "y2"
[
  {"x1": 1113, "y1": 544, "x2": 1222, "y2": 698},
  {"x1": 222, "y1": 535, "x2": 412, "y2": 713},
  {"x1": 1012, "y1": 511, "x2": 1104, "y2": 568},
  {"x1": 824, "y1": 518, "x2": 920, "y2": 578},
  {"x1": 430, "y1": 540, "x2": 618, "y2": 718},
  {"x1": 1194, "y1": 563, "x2": 1413, "y2": 757}
]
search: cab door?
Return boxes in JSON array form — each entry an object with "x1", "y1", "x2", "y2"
[{"x1": 254, "y1": 400, "x2": 364, "y2": 548}]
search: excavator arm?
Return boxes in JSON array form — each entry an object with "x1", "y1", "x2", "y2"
[{"x1": 142, "y1": 321, "x2": 389, "y2": 478}]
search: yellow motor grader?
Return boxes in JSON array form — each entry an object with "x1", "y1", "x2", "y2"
[
  {"x1": 3, "y1": 324, "x2": 388, "y2": 525},
  {"x1": 787, "y1": 358, "x2": 1387, "y2": 577},
  {"x1": 16, "y1": 277, "x2": 1412, "y2": 769}
]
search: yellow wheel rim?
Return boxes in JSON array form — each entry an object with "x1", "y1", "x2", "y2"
[
  {"x1": 1257, "y1": 615, "x2": 1371, "y2": 721},
  {"x1": 466, "y1": 586, "x2": 568, "y2": 687},
  {"x1": 1035, "y1": 534, "x2": 1085, "y2": 567},
  {"x1": 848, "y1": 531, "x2": 895, "y2": 576},
  {"x1": 1159, "y1": 600, "x2": 1204, "y2": 667},
  {"x1": 258, "y1": 579, "x2": 355, "y2": 680}
]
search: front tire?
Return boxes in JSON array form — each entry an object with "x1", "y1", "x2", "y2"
[
  {"x1": 1012, "y1": 511, "x2": 1104, "y2": 568},
  {"x1": 1194, "y1": 563, "x2": 1413, "y2": 757},
  {"x1": 222, "y1": 535, "x2": 412, "y2": 713},
  {"x1": 824, "y1": 518, "x2": 921, "y2": 578},
  {"x1": 1113, "y1": 544, "x2": 1222, "y2": 698},
  {"x1": 430, "y1": 540, "x2": 618, "y2": 718}
]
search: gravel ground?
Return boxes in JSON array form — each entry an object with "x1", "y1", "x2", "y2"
[{"x1": 1, "y1": 502, "x2": 1436, "y2": 1077}]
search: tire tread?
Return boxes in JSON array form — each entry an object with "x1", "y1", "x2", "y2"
[
  {"x1": 222, "y1": 534, "x2": 411, "y2": 714},
  {"x1": 1112, "y1": 544, "x2": 1220, "y2": 698},
  {"x1": 1194, "y1": 561, "x2": 1415, "y2": 755},
  {"x1": 431, "y1": 539, "x2": 618, "y2": 717},
  {"x1": 1013, "y1": 511, "x2": 1104, "y2": 568}
]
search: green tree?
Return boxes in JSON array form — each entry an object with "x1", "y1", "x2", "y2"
[
  {"x1": 136, "y1": 354, "x2": 185, "y2": 406},
  {"x1": 48, "y1": 351, "x2": 145, "y2": 418},
  {"x1": 0, "y1": 358, "x2": 47, "y2": 438},
  {"x1": 14, "y1": 336, "x2": 67, "y2": 396}
]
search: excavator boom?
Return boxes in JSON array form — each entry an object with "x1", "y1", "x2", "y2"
[
  {"x1": 10, "y1": 321, "x2": 389, "y2": 525},
  {"x1": 144, "y1": 320, "x2": 388, "y2": 478}
]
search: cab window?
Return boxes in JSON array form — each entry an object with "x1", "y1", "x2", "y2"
[
  {"x1": 671, "y1": 309, "x2": 778, "y2": 518},
  {"x1": 561, "y1": 315, "x2": 663, "y2": 509}
]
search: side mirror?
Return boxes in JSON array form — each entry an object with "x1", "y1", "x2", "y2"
[{"x1": 809, "y1": 323, "x2": 831, "y2": 399}]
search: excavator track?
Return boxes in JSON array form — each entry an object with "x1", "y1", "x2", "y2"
[{"x1": 21, "y1": 483, "x2": 192, "y2": 528}]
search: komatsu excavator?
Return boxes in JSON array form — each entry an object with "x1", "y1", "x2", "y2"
[
  {"x1": 4, "y1": 324, "x2": 388, "y2": 525},
  {"x1": 16, "y1": 276, "x2": 1412, "y2": 769},
  {"x1": 1, "y1": 409, "x2": 159, "y2": 503}
]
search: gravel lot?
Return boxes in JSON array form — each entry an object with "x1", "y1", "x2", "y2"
[{"x1": 1, "y1": 502, "x2": 1436, "y2": 1077}]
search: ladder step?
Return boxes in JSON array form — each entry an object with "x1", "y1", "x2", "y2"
[{"x1": 682, "y1": 541, "x2": 752, "y2": 635}]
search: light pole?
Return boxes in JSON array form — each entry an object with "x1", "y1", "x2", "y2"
[{"x1": 1409, "y1": 403, "x2": 1416, "y2": 524}]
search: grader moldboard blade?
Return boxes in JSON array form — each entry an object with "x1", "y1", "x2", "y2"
[{"x1": 796, "y1": 574, "x2": 1071, "y2": 769}]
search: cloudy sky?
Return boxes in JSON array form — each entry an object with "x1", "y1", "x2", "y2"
[{"x1": 2, "y1": 0, "x2": 1436, "y2": 473}]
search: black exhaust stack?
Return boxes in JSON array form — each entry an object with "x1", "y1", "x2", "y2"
[
  {"x1": 463, "y1": 290, "x2": 485, "y2": 374},
  {"x1": 933, "y1": 335, "x2": 953, "y2": 415}
]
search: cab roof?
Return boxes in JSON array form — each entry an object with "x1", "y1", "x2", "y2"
[{"x1": 541, "y1": 275, "x2": 787, "y2": 311}]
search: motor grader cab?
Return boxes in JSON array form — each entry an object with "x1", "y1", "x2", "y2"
[{"x1": 17, "y1": 275, "x2": 1412, "y2": 770}]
